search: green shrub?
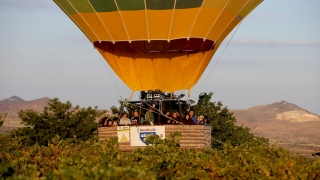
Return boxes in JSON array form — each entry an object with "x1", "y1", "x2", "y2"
[
  {"x1": 0, "y1": 113, "x2": 6, "y2": 127},
  {"x1": 10, "y1": 98, "x2": 105, "y2": 146},
  {"x1": 1, "y1": 133, "x2": 318, "y2": 179},
  {"x1": 193, "y1": 92, "x2": 268, "y2": 149},
  {"x1": 1, "y1": 96, "x2": 318, "y2": 179}
]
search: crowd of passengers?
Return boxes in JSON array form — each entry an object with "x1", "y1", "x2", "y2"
[{"x1": 99, "y1": 107, "x2": 210, "y2": 127}]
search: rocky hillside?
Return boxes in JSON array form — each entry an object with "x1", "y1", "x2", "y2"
[
  {"x1": 0, "y1": 96, "x2": 51, "y2": 126},
  {"x1": 0, "y1": 96, "x2": 113, "y2": 128},
  {"x1": 234, "y1": 101, "x2": 319, "y2": 122},
  {"x1": 233, "y1": 101, "x2": 320, "y2": 157},
  {"x1": 0, "y1": 96, "x2": 25, "y2": 104}
]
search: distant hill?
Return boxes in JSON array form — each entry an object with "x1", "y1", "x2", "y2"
[
  {"x1": 0, "y1": 96, "x2": 112, "y2": 128},
  {"x1": 0, "y1": 96, "x2": 25, "y2": 104},
  {"x1": 234, "y1": 101, "x2": 320, "y2": 123},
  {"x1": 0, "y1": 96, "x2": 51, "y2": 126},
  {"x1": 232, "y1": 101, "x2": 320, "y2": 157}
]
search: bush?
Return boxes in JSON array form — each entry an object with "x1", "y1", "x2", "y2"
[
  {"x1": 10, "y1": 98, "x2": 105, "y2": 146},
  {"x1": 1, "y1": 95, "x2": 318, "y2": 179},
  {"x1": 0, "y1": 113, "x2": 6, "y2": 127},
  {"x1": 192, "y1": 92, "x2": 268, "y2": 149},
  {"x1": 0, "y1": 133, "x2": 319, "y2": 179}
]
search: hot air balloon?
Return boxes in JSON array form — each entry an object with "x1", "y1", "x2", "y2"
[{"x1": 53, "y1": 0, "x2": 263, "y2": 97}]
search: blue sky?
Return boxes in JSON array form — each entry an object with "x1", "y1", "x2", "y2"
[{"x1": 1, "y1": 0, "x2": 319, "y2": 115}]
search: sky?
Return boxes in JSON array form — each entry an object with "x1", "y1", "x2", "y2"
[{"x1": 0, "y1": 0, "x2": 319, "y2": 115}]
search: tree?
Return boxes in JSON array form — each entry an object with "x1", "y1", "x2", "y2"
[
  {"x1": 110, "y1": 99, "x2": 139, "y2": 116},
  {"x1": 192, "y1": 92, "x2": 267, "y2": 149},
  {"x1": 0, "y1": 113, "x2": 7, "y2": 127},
  {"x1": 10, "y1": 98, "x2": 105, "y2": 146},
  {"x1": 162, "y1": 92, "x2": 185, "y2": 99}
]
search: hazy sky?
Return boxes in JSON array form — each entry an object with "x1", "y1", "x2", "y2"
[{"x1": 1, "y1": 0, "x2": 319, "y2": 115}]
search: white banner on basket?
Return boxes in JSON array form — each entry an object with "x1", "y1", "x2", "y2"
[
  {"x1": 130, "y1": 126, "x2": 165, "y2": 146},
  {"x1": 117, "y1": 126, "x2": 130, "y2": 142}
]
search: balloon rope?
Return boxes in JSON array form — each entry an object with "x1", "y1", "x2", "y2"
[
  {"x1": 97, "y1": 52, "x2": 123, "y2": 100},
  {"x1": 132, "y1": 59, "x2": 144, "y2": 90},
  {"x1": 192, "y1": 21, "x2": 243, "y2": 100},
  {"x1": 175, "y1": 42, "x2": 215, "y2": 99}
]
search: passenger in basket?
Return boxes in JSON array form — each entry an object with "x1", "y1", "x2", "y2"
[
  {"x1": 198, "y1": 115, "x2": 204, "y2": 124},
  {"x1": 131, "y1": 111, "x2": 144, "y2": 124},
  {"x1": 182, "y1": 114, "x2": 194, "y2": 125},
  {"x1": 119, "y1": 113, "x2": 131, "y2": 126},
  {"x1": 144, "y1": 107, "x2": 155, "y2": 125},
  {"x1": 113, "y1": 117, "x2": 119, "y2": 126},
  {"x1": 203, "y1": 116, "x2": 209, "y2": 124},
  {"x1": 170, "y1": 112, "x2": 180, "y2": 124},
  {"x1": 161, "y1": 111, "x2": 171, "y2": 124},
  {"x1": 99, "y1": 117, "x2": 108, "y2": 127},
  {"x1": 106, "y1": 119, "x2": 114, "y2": 127},
  {"x1": 189, "y1": 110, "x2": 197, "y2": 124}
]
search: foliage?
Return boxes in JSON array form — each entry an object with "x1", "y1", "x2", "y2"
[
  {"x1": 162, "y1": 92, "x2": 185, "y2": 100},
  {"x1": 0, "y1": 113, "x2": 7, "y2": 127},
  {"x1": 2, "y1": 93, "x2": 318, "y2": 179},
  {"x1": 9, "y1": 98, "x2": 105, "y2": 146},
  {"x1": 193, "y1": 92, "x2": 268, "y2": 149},
  {"x1": 139, "y1": 91, "x2": 147, "y2": 100},
  {"x1": 110, "y1": 99, "x2": 139, "y2": 117},
  {"x1": 0, "y1": 133, "x2": 319, "y2": 179}
]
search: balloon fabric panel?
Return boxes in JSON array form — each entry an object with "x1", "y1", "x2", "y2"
[
  {"x1": 54, "y1": 0, "x2": 263, "y2": 92},
  {"x1": 170, "y1": 8, "x2": 200, "y2": 39},
  {"x1": 147, "y1": 10, "x2": 172, "y2": 40},
  {"x1": 98, "y1": 12, "x2": 128, "y2": 41}
]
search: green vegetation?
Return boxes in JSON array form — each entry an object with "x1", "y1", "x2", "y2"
[
  {"x1": 10, "y1": 98, "x2": 106, "y2": 146},
  {"x1": 0, "y1": 113, "x2": 6, "y2": 127},
  {"x1": 0, "y1": 133, "x2": 319, "y2": 179},
  {"x1": 0, "y1": 95, "x2": 319, "y2": 179},
  {"x1": 193, "y1": 92, "x2": 267, "y2": 149}
]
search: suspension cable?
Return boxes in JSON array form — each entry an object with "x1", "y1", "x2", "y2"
[
  {"x1": 174, "y1": 42, "x2": 217, "y2": 100},
  {"x1": 96, "y1": 50, "x2": 123, "y2": 100},
  {"x1": 192, "y1": 21, "x2": 243, "y2": 100}
]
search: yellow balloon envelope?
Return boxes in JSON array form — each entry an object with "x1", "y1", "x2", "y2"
[{"x1": 54, "y1": 0, "x2": 263, "y2": 94}]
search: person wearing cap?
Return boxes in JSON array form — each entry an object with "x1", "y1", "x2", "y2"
[{"x1": 144, "y1": 107, "x2": 154, "y2": 125}]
